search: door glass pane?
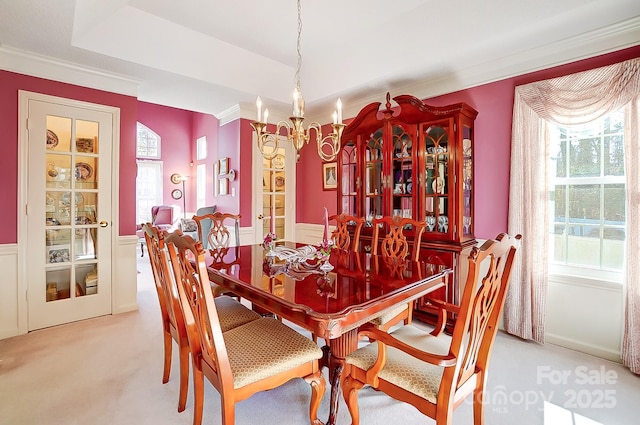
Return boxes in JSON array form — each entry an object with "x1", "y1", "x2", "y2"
[
  {"x1": 46, "y1": 154, "x2": 72, "y2": 189},
  {"x1": 75, "y1": 264, "x2": 98, "y2": 297},
  {"x1": 75, "y1": 120, "x2": 99, "y2": 154},
  {"x1": 46, "y1": 268, "x2": 71, "y2": 301},
  {"x1": 75, "y1": 156, "x2": 97, "y2": 189}
]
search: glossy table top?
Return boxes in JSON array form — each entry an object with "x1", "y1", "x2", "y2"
[{"x1": 204, "y1": 241, "x2": 449, "y2": 339}]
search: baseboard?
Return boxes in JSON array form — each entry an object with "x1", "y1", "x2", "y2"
[{"x1": 545, "y1": 332, "x2": 622, "y2": 363}]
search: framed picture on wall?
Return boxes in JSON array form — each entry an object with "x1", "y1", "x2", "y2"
[
  {"x1": 322, "y1": 162, "x2": 338, "y2": 190},
  {"x1": 219, "y1": 157, "x2": 228, "y2": 174}
]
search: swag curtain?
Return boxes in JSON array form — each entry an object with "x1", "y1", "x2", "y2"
[{"x1": 507, "y1": 58, "x2": 640, "y2": 373}]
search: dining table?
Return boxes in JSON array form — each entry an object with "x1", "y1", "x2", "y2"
[{"x1": 203, "y1": 241, "x2": 450, "y2": 425}]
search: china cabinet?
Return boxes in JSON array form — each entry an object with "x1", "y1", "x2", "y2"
[{"x1": 337, "y1": 93, "x2": 477, "y2": 322}]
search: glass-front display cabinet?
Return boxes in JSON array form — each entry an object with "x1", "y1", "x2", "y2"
[{"x1": 337, "y1": 93, "x2": 477, "y2": 319}]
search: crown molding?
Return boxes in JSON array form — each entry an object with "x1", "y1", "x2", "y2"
[
  {"x1": 341, "y1": 16, "x2": 640, "y2": 120},
  {"x1": 0, "y1": 45, "x2": 141, "y2": 97},
  {"x1": 217, "y1": 103, "x2": 242, "y2": 126}
]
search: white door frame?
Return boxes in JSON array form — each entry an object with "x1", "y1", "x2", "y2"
[
  {"x1": 17, "y1": 91, "x2": 120, "y2": 334},
  {"x1": 251, "y1": 133, "x2": 296, "y2": 243}
]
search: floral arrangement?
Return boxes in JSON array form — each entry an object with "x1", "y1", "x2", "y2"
[
  {"x1": 262, "y1": 232, "x2": 277, "y2": 251},
  {"x1": 316, "y1": 238, "x2": 334, "y2": 260}
]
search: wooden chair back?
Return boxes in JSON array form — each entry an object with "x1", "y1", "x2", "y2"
[
  {"x1": 193, "y1": 212, "x2": 240, "y2": 250},
  {"x1": 141, "y1": 223, "x2": 190, "y2": 412},
  {"x1": 371, "y1": 216, "x2": 426, "y2": 261},
  {"x1": 342, "y1": 233, "x2": 522, "y2": 425},
  {"x1": 165, "y1": 232, "x2": 325, "y2": 425},
  {"x1": 368, "y1": 216, "x2": 426, "y2": 330},
  {"x1": 448, "y1": 233, "x2": 522, "y2": 390},
  {"x1": 330, "y1": 213, "x2": 365, "y2": 252}
]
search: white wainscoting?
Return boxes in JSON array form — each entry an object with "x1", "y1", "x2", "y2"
[
  {"x1": 545, "y1": 275, "x2": 622, "y2": 362},
  {"x1": 0, "y1": 244, "x2": 19, "y2": 339},
  {"x1": 0, "y1": 237, "x2": 139, "y2": 340}
]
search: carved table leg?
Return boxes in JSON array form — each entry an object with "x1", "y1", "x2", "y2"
[{"x1": 327, "y1": 328, "x2": 359, "y2": 425}]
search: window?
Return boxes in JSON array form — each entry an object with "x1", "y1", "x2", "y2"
[
  {"x1": 136, "y1": 161, "x2": 163, "y2": 225},
  {"x1": 136, "y1": 123, "x2": 161, "y2": 159},
  {"x1": 196, "y1": 136, "x2": 207, "y2": 160},
  {"x1": 549, "y1": 108, "x2": 625, "y2": 280}
]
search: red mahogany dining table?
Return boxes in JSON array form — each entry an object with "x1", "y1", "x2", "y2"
[{"x1": 203, "y1": 241, "x2": 450, "y2": 425}]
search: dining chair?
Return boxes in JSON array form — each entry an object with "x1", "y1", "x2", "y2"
[
  {"x1": 329, "y1": 213, "x2": 365, "y2": 252},
  {"x1": 141, "y1": 224, "x2": 261, "y2": 413},
  {"x1": 193, "y1": 212, "x2": 245, "y2": 300},
  {"x1": 165, "y1": 232, "x2": 326, "y2": 425},
  {"x1": 193, "y1": 212, "x2": 240, "y2": 250},
  {"x1": 369, "y1": 215, "x2": 427, "y2": 330},
  {"x1": 341, "y1": 233, "x2": 522, "y2": 425}
]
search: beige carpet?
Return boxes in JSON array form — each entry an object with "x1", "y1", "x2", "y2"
[{"x1": 1, "y1": 256, "x2": 638, "y2": 425}]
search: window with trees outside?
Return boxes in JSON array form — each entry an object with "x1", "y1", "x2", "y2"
[
  {"x1": 136, "y1": 122, "x2": 161, "y2": 159},
  {"x1": 549, "y1": 108, "x2": 625, "y2": 281}
]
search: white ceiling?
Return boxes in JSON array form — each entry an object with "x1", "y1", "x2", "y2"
[{"x1": 1, "y1": 0, "x2": 639, "y2": 122}]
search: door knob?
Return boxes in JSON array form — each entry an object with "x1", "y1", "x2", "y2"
[
  {"x1": 99, "y1": 221, "x2": 108, "y2": 227},
  {"x1": 258, "y1": 214, "x2": 264, "y2": 219}
]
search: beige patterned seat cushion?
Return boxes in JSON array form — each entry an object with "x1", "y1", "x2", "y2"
[
  {"x1": 368, "y1": 304, "x2": 408, "y2": 326},
  {"x1": 214, "y1": 295, "x2": 261, "y2": 333},
  {"x1": 346, "y1": 325, "x2": 451, "y2": 403},
  {"x1": 223, "y1": 318, "x2": 323, "y2": 389}
]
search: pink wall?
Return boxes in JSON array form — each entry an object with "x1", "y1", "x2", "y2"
[
  {"x1": 295, "y1": 123, "x2": 340, "y2": 226},
  {"x1": 192, "y1": 112, "x2": 220, "y2": 208},
  {"x1": 137, "y1": 101, "x2": 196, "y2": 215},
  {"x1": 0, "y1": 70, "x2": 138, "y2": 243},
  {"x1": 294, "y1": 45, "x2": 640, "y2": 240},
  {"x1": 215, "y1": 120, "x2": 243, "y2": 222}
]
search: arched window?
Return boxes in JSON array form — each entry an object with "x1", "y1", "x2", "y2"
[{"x1": 136, "y1": 122, "x2": 161, "y2": 159}]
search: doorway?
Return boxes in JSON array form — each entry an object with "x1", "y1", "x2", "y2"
[{"x1": 252, "y1": 135, "x2": 296, "y2": 243}]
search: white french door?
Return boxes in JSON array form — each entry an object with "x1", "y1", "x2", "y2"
[
  {"x1": 252, "y1": 135, "x2": 296, "y2": 243},
  {"x1": 22, "y1": 92, "x2": 115, "y2": 331}
]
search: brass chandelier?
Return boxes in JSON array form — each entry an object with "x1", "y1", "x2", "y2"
[{"x1": 251, "y1": 0, "x2": 344, "y2": 162}]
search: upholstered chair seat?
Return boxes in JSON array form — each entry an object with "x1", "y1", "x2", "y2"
[
  {"x1": 346, "y1": 324, "x2": 451, "y2": 403},
  {"x1": 214, "y1": 296, "x2": 262, "y2": 332},
  {"x1": 221, "y1": 317, "x2": 324, "y2": 389}
]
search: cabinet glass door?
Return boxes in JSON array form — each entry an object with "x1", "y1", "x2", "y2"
[
  {"x1": 391, "y1": 125, "x2": 414, "y2": 219},
  {"x1": 462, "y1": 125, "x2": 473, "y2": 236},
  {"x1": 422, "y1": 122, "x2": 450, "y2": 235},
  {"x1": 339, "y1": 142, "x2": 358, "y2": 215},
  {"x1": 364, "y1": 129, "x2": 383, "y2": 222}
]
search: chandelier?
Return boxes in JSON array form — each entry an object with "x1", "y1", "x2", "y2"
[{"x1": 251, "y1": 0, "x2": 344, "y2": 162}]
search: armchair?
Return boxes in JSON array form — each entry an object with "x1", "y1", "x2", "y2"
[
  {"x1": 342, "y1": 233, "x2": 522, "y2": 425},
  {"x1": 136, "y1": 205, "x2": 175, "y2": 257}
]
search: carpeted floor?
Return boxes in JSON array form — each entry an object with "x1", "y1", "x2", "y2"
[{"x1": 0, "y1": 255, "x2": 638, "y2": 425}]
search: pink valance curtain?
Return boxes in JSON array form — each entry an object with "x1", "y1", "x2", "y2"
[{"x1": 507, "y1": 58, "x2": 640, "y2": 373}]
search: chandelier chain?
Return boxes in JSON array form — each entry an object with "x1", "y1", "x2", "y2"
[
  {"x1": 251, "y1": 0, "x2": 344, "y2": 162},
  {"x1": 295, "y1": 0, "x2": 302, "y2": 92}
]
